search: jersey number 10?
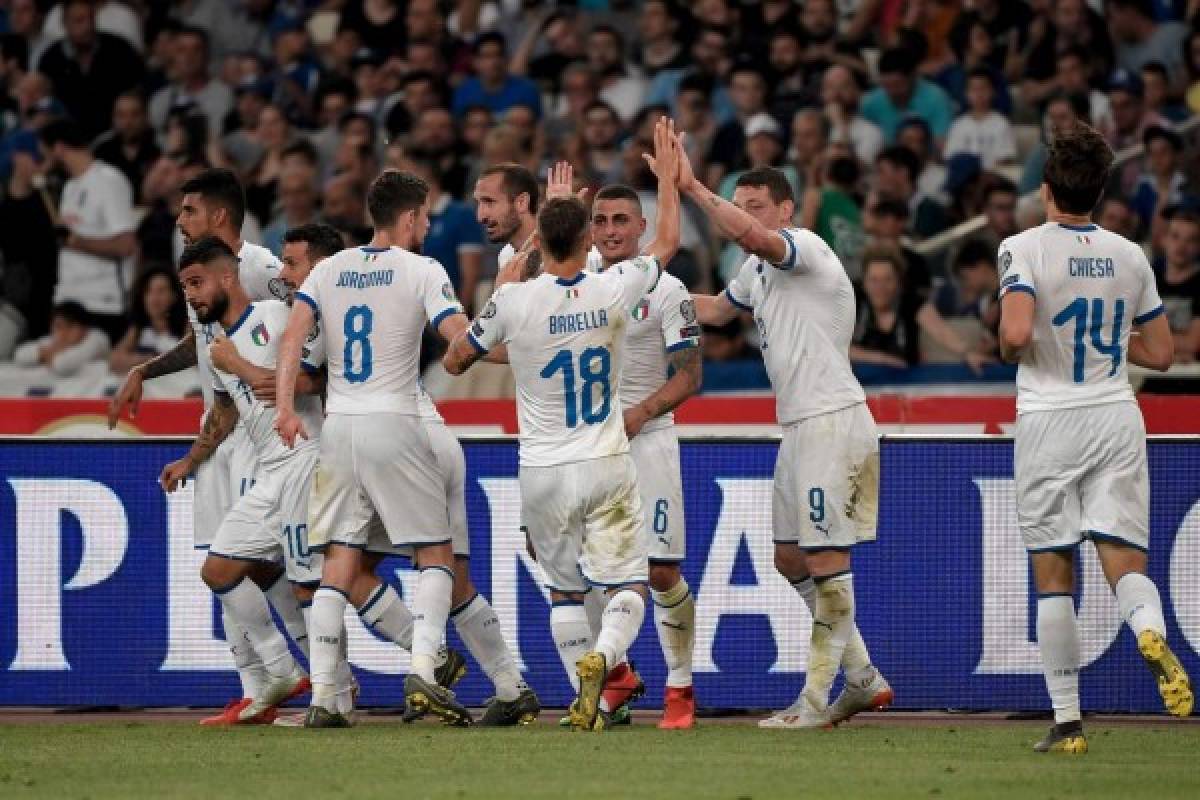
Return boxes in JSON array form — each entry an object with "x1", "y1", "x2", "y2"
[
  {"x1": 541, "y1": 346, "x2": 612, "y2": 428},
  {"x1": 1052, "y1": 296, "x2": 1124, "y2": 383}
]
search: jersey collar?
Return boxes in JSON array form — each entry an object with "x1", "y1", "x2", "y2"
[
  {"x1": 1057, "y1": 222, "x2": 1097, "y2": 232},
  {"x1": 555, "y1": 272, "x2": 587, "y2": 286},
  {"x1": 225, "y1": 303, "x2": 255, "y2": 336}
]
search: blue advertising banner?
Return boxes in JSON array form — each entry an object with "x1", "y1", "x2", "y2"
[{"x1": 1, "y1": 438, "x2": 1198, "y2": 712}]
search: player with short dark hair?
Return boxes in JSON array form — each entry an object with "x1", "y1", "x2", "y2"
[{"x1": 999, "y1": 124, "x2": 1191, "y2": 754}]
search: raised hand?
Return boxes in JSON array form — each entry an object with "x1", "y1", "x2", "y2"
[
  {"x1": 546, "y1": 160, "x2": 588, "y2": 203},
  {"x1": 642, "y1": 117, "x2": 681, "y2": 186},
  {"x1": 672, "y1": 127, "x2": 698, "y2": 193}
]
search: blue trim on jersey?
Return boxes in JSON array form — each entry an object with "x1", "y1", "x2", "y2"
[
  {"x1": 774, "y1": 228, "x2": 798, "y2": 270},
  {"x1": 724, "y1": 288, "x2": 753, "y2": 312},
  {"x1": 431, "y1": 306, "x2": 460, "y2": 330},
  {"x1": 584, "y1": 577, "x2": 648, "y2": 591},
  {"x1": 300, "y1": 361, "x2": 319, "y2": 375},
  {"x1": 208, "y1": 550, "x2": 279, "y2": 566},
  {"x1": 467, "y1": 331, "x2": 488, "y2": 354},
  {"x1": 225, "y1": 303, "x2": 255, "y2": 336},
  {"x1": 555, "y1": 272, "x2": 587, "y2": 286},
  {"x1": 295, "y1": 291, "x2": 319, "y2": 318},
  {"x1": 666, "y1": 339, "x2": 700, "y2": 353},
  {"x1": 1058, "y1": 223, "x2": 1097, "y2": 232},
  {"x1": 360, "y1": 246, "x2": 390, "y2": 253},
  {"x1": 1134, "y1": 304, "x2": 1166, "y2": 325},
  {"x1": 797, "y1": 545, "x2": 853, "y2": 553},
  {"x1": 1084, "y1": 529, "x2": 1148, "y2": 554},
  {"x1": 1004, "y1": 285, "x2": 1036, "y2": 298}
]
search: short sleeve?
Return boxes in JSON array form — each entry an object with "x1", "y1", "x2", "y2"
[
  {"x1": 768, "y1": 228, "x2": 818, "y2": 274},
  {"x1": 997, "y1": 239, "x2": 1036, "y2": 300},
  {"x1": 205, "y1": 344, "x2": 227, "y2": 395},
  {"x1": 469, "y1": 284, "x2": 518, "y2": 353},
  {"x1": 1134, "y1": 250, "x2": 1166, "y2": 326},
  {"x1": 295, "y1": 267, "x2": 322, "y2": 319},
  {"x1": 422, "y1": 258, "x2": 465, "y2": 329},
  {"x1": 724, "y1": 257, "x2": 756, "y2": 311},
  {"x1": 101, "y1": 170, "x2": 136, "y2": 235},
  {"x1": 614, "y1": 255, "x2": 662, "y2": 313},
  {"x1": 658, "y1": 279, "x2": 701, "y2": 353},
  {"x1": 240, "y1": 250, "x2": 285, "y2": 302}
]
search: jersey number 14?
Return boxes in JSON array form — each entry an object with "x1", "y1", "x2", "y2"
[
  {"x1": 541, "y1": 346, "x2": 612, "y2": 427},
  {"x1": 1052, "y1": 296, "x2": 1124, "y2": 383}
]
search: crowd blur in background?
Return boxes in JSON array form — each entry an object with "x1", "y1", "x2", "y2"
[{"x1": 1, "y1": 0, "x2": 1199, "y2": 398}]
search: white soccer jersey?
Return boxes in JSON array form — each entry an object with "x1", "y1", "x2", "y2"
[
  {"x1": 417, "y1": 377, "x2": 444, "y2": 424},
  {"x1": 296, "y1": 245, "x2": 463, "y2": 415},
  {"x1": 725, "y1": 227, "x2": 865, "y2": 425},
  {"x1": 190, "y1": 240, "x2": 285, "y2": 412},
  {"x1": 998, "y1": 222, "x2": 1164, "y2": 414},
  {"x1": 470, "y1": 255, "x2": 661, "y2": 467},
  {"x1": 207, "y1": 299, "x2": 325, "y2": 465},
  {"x1": 607, "y1": 269, "x2": 699, "y2": 434},
  {"x1": 499, "y1": 242, "x2": 605, "y2": 272}
]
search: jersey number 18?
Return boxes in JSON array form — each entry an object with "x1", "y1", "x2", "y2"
[{"x1": 541, "y1": 346, "x2": 612, "y2": 427}]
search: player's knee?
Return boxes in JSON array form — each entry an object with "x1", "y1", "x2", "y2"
[
  {"x1": 200, "y1": 556, "x2": 240, "y2": 591},
  {"x1": 550, "y1": 589, "x2": 587, "y2": 605},
  {"x1": 648, "y1": 563, "x2": 681, "y2": 593},
  {"x1": 773, "y1": 545, "x2": 807, "y2": 581},
  {"x1": 291, "y1": 584, "x2": 315, "y2": 605},
  {"x1": 804, "y1": 548, "x2": 851, "y2": 578}
]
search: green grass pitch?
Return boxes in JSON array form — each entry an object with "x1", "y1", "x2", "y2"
[{"x1": 2, "y1": 719, "x2": 1199, "y2": 799}]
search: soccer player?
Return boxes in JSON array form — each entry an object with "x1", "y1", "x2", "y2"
[
  {"x1": 274, "y1": 222, "x2": 538, "y2": 728},
  {"x1": 680, "y1": 153, "x2": 892, "y2": 729},
  {"x1": 442, "y1": 118, "x2": 679, "y2": 731},
  {"x1": 998, "y1": 125, "x2": 1192, "y2": 754},
  {"x1": 474, "y1": 163, "x2": 540, "y2": 274},
  {"x1": 274, "y1": 171, "x2": 485, "y2": 727},
  {"x1": 583, "y1": 174, "x2": 702, "y2": 728},
  {"x1": 109, "y1": 168, "x2": 315, "y2": 726},
  {"x1": 161, "y1": 236, "x2": 327, "y2": 722}
]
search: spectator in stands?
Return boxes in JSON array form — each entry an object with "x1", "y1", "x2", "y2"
[
  {"x1": 948, "y1": 0, "x2": 1030, "y2": 81},
  {"x1": 37, "y1": 0, "x2": 143, "y2": 140},
  {"x1": 0, "y1": 73, "x2": 58, "y2": 182},
  {"x1": 822, "y1": 64, "x2": 883, "y2": 167},
  {"x1": 0, "y1": 35, "x2": 28, "y2": 133},
  {"x1": 896, "y1": 117, "x2": 947, "y2": 206},
  {"x1": 799, "y1": 152, "x2": 865, "y2": 281},
  {"x1": 452, "y1": 33, "x2": 541, "y2": 119},
  {"x1": 1057, "y1": 47, "x2": 1115, "y2": 136},
  {"x1": 12, "y1": 300, "x2": 109, "y2": 376},
  {"x1": 1141, "y1": 62, "x2": 1189, "y2": 124},
  {"x1": 875, "y1": 145, "x2": 946, "y2": 239},
  {"x1": 170, "y1": 0, "x2": 271, "y2": 67},
  {"x1": 1021, "y1": 0, "x2": 1114, "y2": 108},
  {"x1": 766, "y1": 29, "x2": 807, "y2": 126},
  {"x1": 862, "y1": 194, "x2": 932, "y2": 301},
  {"x1": 976, "y1": 178, "x2": 1020, "y2": 253},
  {"x1": 1107, "y1": 69, "x2": 1168, "y2": 153},
  {"x1": 45, "y1": 0, "x2": 142, "y2": 54},
  {"x1": 333, "y1": 0, "x2": 406, "y2": 58},
  {"x1": 0, "y1": 144, "x2": 57, "y2": 339},
  {"x1": 511, "y1": 9, "x2": 585, "y2": 97},
  {"x1": 706, "y1": 62, "x2": 769, "y2": 189},
  {"x1": 38, "y1": 117, "x2": 136, "y2": 343},
  {"x1": 321, "y1": 172, "x2": 367, "y2": 236},
  {"x1": 796, "y1": 0, "x2": 866, "y2": 87},
  {"x1": 1154, "y1": 209, "x2": 1200, "y2": 362},
  {"x1": 1131, "y1": 126, "x2": 1189, "y2": 238},
  {"x1": 545, "y1": 62, "x2": 597, "y2": 154},
  {"x1": 851, "y1": 246, "x2": 924, "y2": 368},
  {"x1": 675, "y1": 73, "x2": 718, "y2": 180},
  {"x1": 644, "y1": 26, "x2": 735, "y2": 124},
  {"x1": 931, "y1": 239, "x2": 1001, "y2": 343},
  {"x1": 107, "y1": 267, "x2": 187, "y2": 375},
  {"x1": 635, "y1": 0, "x2": 687, "y2": 77},
  {"x1": 262, "y1": 166, "x2": 319, "y2": 257},
  {"x1": 1108, "y1": 0, "x2": 1188, "y2": 84},
  {"x1": 860, "y1": 46, "x2": 954, "y2": 144},
  {"x1": 944, "y1": 69, "x2": 1017, "y2": 169},
  {"x1": 9, "y1": 0, "x2": 52, "y2": 71},
  {"x1": 308, "y1": 80, "x2": 355, "y2": 169},
  {"x1": 244, "y1": 104, "x2": 294, "y2": 228},
  {"x1": 718, "y1": 113, "x2": 799, "y2": 201},
  {"x1": 1020, "y1": 92, "x2": 1090, "y2": 195},
  {"x1": 1184, "y1": 29, "x2": 1200, "y2": 115},
  {"x1": 586, "y1": 25, "x2": 646, "y2": 124},
  {"x1": 407, "y1": 157, "x2": 484, "y2": 314},
  {"x1": 92, "y1": 90, "x2": 160, "y2": 206},
  {"x1": 1097, "y1": 196, "x2": 1139, "y2": 240},
  {"x1": 789, "y1": 109, "x2": 829, "y2": 197},
  {"x1": 409, "y1": 106, "x2": 469, "y2": 199},
  {"x1": 573, "y1": 100, "x2": 623, "y2": 187},
  {"x1": 148, "y1": 26, "x2": 232, "y2": 141}
]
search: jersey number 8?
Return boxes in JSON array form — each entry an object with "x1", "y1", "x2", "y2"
[
  {"x1": 344, "y1": 305, "x2": 374, "y2": 383},
  {"x1": 541, "y1": 346, "x2": 612, "y2": 428}
]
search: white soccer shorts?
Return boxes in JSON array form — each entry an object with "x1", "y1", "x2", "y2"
[
  {"x1": 209, "y1": 444, "x2": 322, "y2": 585},
  {"x1": 1015, "y1": 401, "x2": 1150, "y2": 553},
  {"x1": 307, "y1": 413, "x2": 452, "y2": 553},
  {"x1": 520, "y1": 453, "x2": 648, "y2": 593},
  {"x1": 630, "y1": 426, "x2": 686, "y2": 562},
  {"x1": 192, "y1": 424, "x2": 257, "y2": 548},
  {"x1": 772, "y1": 402, "x2": 880, "y2": 550}
]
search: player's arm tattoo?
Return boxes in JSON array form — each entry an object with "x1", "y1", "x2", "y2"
[
  {"x1": 638, "y1": 346, "x2": 703, "y2": 421},
  {"x1": 186, "y1": 392, "x2": 237, "y2": 466},
  {"x1": 140, "y1": 329, "x2": 198, "y2": 379}
]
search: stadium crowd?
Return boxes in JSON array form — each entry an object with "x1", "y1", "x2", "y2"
[{"x1": 1, "y1": 0, "x2": 1199, "y2": 398}]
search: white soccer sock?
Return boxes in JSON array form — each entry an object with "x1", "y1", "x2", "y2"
[
  {"x1": 309, "y1": 587, "x2": 349, "y2": 711},
  {"x1": 652, "y1": 578, "x2": 695, "y2": 688},
  {"x1": 214, "y1": 578, "x2": 297, "y2": 680},
  {"x1": 410, "y1": 566, "x2": 454, "y2": 684},
  {"x1": 791, "y1": 575, "x2": 875, "y2": 685},
  {"x1": 452, "y1": 593, "x2": 525, "y2": 702},
  {"x1": 1037, "y1": 594, "x2": 1082, "y2": 725},
  {"x1": 1115, "y1": 572, "x2": 1167, "y2": 637},
  {"x1": 265, "y1": 574, "x2": 309, "y2": 659},
  {"x1": 800, "y1": 573, "x2": 856, "y2": 712},
  {"x1": 357, "y1": 582, "x2": 414, "y2": 651},
  {"x1": 550, "y1": 601, "x2": 592, "y2": 692},
  {"x1": 333, "y1": 620, "x2": 356, "y2": 715},
  {"x1": 583, "y1": 587, "x2": 607, "y2": 640},
  {"x1": 594, "y1": 590, "x2": 646, "y2": 669},
  {"x1": 222, "y1": 609, "x2": 268, "y2": 699}
]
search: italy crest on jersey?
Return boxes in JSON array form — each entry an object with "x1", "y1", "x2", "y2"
[
  {"x1": 251, "y1": 323, "x2": 270, "y2": 346},
  {"x1": 631, "y1": 298, "x2": 650, "y2": 322}
]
